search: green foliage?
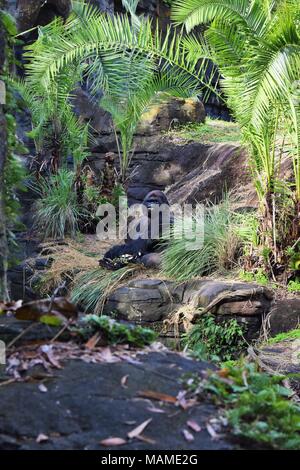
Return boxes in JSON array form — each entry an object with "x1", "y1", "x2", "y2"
[
  {"x1": 22, "y1": 0, "x2": 219, "y2": 181},
  {"x1": 0, "y1": 10, "x2": 17, "y2": 36},
  {"x1": 239, "y1": 268, "x2": 268, "y2": 286},
  {"x1": 79, "y1": 314, "x2": 157, "y2": 347},
  {"x1": 32, "y1": 169, "x2": 86, "y2": 239},
  {"x1": 71, "y1": 265, "x2": 140, "y2": 313},
  {"x1": 13, "y1": 70, "x2": 89, "y2": 170},
  {"x1": 172, "y1": 0, "x2": 300, "y2": 258},
  {"x1": 287, "y1": 280, "x2": 300, "y2": 293},
  {"x1": 183, "y1": 314, "x2": 247, "y2": 361},
  {"x1": 162, "y1": 196, "x2": 255, "y2": 280},
  {"x1": 188, "y1": 361, "x2": 300, "y2": 449},
  {"x1": 268, "y1": 329, "x2": 300, "y2": 345},
  {"x1": 167, "y1": 118, "x2": 241, "y2": 143},
  {"x1": 1, "y1": 11, "x2": 27, "y2": 253}
]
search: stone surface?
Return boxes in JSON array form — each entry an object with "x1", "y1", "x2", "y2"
[
  {"x1": 0, "y1": 316, "x2": 70, "y2": 345},
  {"x1": 87, "y1": 133, "x2": 253, "y2": 206},
  {"x1": 104, "y1": 278, "x2": 274, "y2": 339},
  {"x1": 256, "y1": 339, "x2": 300, "y2": 395},
  {"x1": 268, "y1": 299, "x2": 300, "y2": 336},
  {"x1": 0, "y1": 352, "x2": 235, "y2": 450},
  {"x1": 138, "y1": 97, "x2": 206, "y2": 134},
  {"x1": 17, "y1": 0, "x2": 71, "y2": 31}
]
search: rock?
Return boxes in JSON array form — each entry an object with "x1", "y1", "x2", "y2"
[
  {"x1": 17, "y1": 0, "x2": 71, "y2": 31},
  {"x1": 166, "y1": 143, "x2": 257, "y2": 210},
  {"x1": 0, "y1": 316, "x2": 70, "y2": 345},
  {"x1": 138, "y1": 97, "x2": 206, "y2": 134},
  {"x1": 255, "y1": 339, "x2": 300, "y2": 395},
  {"x1": 104, "y1": 278, "x2": 274, "y2": 340},
  {"x1": 268, "y1": 299, "x2": 300, "y2": 336},
  {"x1": 88, "y1": 135, "x2": 254, "y2": 207},
  {"x1": 0, "y1": 353, "x2": 235, "y2": 450}
]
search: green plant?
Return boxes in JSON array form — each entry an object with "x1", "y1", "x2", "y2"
[
  {"x1": 239, "y1": 268, "x2": 268, "y2": 286},
  {"x1": 79, "y1": 314, "x2": 157, "y2": 347},
  {"x1": 287, "y1": 280, "x2": 300, "y2": 293},
  {"x1": 71, "y1": 265, "x2": 141, "y2": 313},
  {"x1": 183, "y1": 314, "x2": 247, "y2": 361},
  {"x1": 13, "y1": 68, "x2": 89, "y2": 172},
  {"x1": 162, "y1": 196, "x2": 254, "y2": 280},
  {"x1": 268, "y1": 328, "x2": 300, "y2": 345},
  {"x1": 167, "y1": 118, "x2": 241, "y2": 143},
  {"x1": 22, "y1": 0, "x2": 218, "y2": 182},
  {"x1": 172, "y1": 0, "x2": 300, "y2": 267},
  {"x1": 0, "y1": 10, "x2": 28, "y2": 298},
  {"x1": 32, "y1": 169, "x2": 86, "y2": 239},
  {"x1": 187, "y1": 361, "x2": 300, "y2": 449}
]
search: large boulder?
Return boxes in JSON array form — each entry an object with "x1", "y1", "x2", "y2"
[
  {"x1": 138, "y1": 97, "x2": 206, "y2": 134},
  {"x1": 17, "y1": 0, "x2": 71, "y2": 30},
  {"x1": 267, "y1": 299, "x2": 300, "y2": 336},
  {"x1": 104, "y1": 278, "x2": 274, "y2": 340}
]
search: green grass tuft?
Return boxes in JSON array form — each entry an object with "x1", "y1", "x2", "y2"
[
  {"x1": 167, "y1": 118, "x2": 241, "y2": 144},
  {"x1": 71, "y1": 265, "x2": 141, "y2": 314},
  {"x1": 268, "y1": 329, "x2": 300, "y2": 345}
]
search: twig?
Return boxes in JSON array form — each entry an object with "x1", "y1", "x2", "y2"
[
  {"x1": 7, "y1": 323, "x2": 35, "y2": 350},
  {"x1": 0, "y1": 379, "x2": 16, "y2": 387},
  {"x1": 50, "y1": 321, "x2": 70, "y2": 343}
]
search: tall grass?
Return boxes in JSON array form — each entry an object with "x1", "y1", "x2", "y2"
[
  {"x1": 71, "y1": 265, "x2": 141, "y2": 314},
  {"x1": 33, "y1": 169, "x2": 85, "y2": 239},
  {"x1": 161, "y1": 198, "x2": 257, "y2": 281}
]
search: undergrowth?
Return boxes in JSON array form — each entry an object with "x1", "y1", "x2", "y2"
[
  {"x1": 268, "y1": 329, "x2": 300, "y2": 345},
  {"x1": 71, "y1": 265, "x2": 142, "y2": 314},
  {"x1": 167, "y1": 118, "x2": 241, "y2": 144},
  {"x1": 32, "y1": 169, "x2": 87, "y2": 239},
  {"x1": 185, "y1": 362, "x2": 300, "y2": 450},
  {"x1": 79, "y1": 314, "x2": 157, "y2": 347},
  {"x1": 183, "y1": 314, "x2": 247, "y2": 362},
  {"x1": 162, "y1": 197, "x2": 257, "y2": 280}
]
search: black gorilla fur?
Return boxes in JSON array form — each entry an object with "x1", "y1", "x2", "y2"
[{"x1": 100, "y1": 190, "x2": 172, "y2": 270}]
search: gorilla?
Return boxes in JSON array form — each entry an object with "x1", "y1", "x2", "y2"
[{"x1": 99, "y1": 190, "x2": 173, "y2": 270}]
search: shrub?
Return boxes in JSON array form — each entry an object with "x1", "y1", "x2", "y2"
[
  {"x1": 33, "y1": 169, "x2": 86, "y2": 239},
  {"x1": 161, "y1": 197, "x2": 256, "y2": 280},
  {"x1": 79, "y1": 314, "x2": 157, "y2": 347},
  {"x1": 183, "y1": 314, "x2": 247, "y2": 362},
  {"x1": 186, "y1": 362, "x2": 300, "y2": 450}
]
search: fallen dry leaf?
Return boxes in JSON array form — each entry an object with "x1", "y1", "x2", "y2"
[
  {"x1": 182, "y1": 429, "x2": 194, "y2": 442},
  {"x1": 15, "y1": 297, "x2": 77, "y2": 322},
  {"x1": 138, "y1": 390, "x2": 177, "y2": 404},
  {"x1": 206, "y1": 423, "x2": 219, "y2": 440},
  {"x1": 187, "y1": 420, "x2": 202, "y2": 433},
  {"x1": 100, "y1": 437, "x2": 127, "y2": 447},
  {"x1": 147, "y1": 406, "x2": 166, "y2": 414},
  {"x1": 136, "y1": 435, "x2": 156, "y2": 445},
  {"x1": 121, "y1": 375, "x2": 129, "y2": 388},
  {"x1": 127, "y1": 418, "x2": 152, "y2": 440},
  {"x1": 36, "y1": 433, "x2": 49, "y2": 443},
  {"x1": 85, "y1": 333, "x2": 101, "y2": 350}
]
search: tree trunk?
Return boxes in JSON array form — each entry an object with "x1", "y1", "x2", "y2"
[{"x1": 0, "y1": 4, "x2": 9, "y2": 300}]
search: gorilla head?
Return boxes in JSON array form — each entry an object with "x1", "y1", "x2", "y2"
[
  {"x1": 142, "y1": 190, "x2": 170, "y2": 211},
  {"x1": 99, "y1": 190, "x2": 172, "y2": 270}
]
